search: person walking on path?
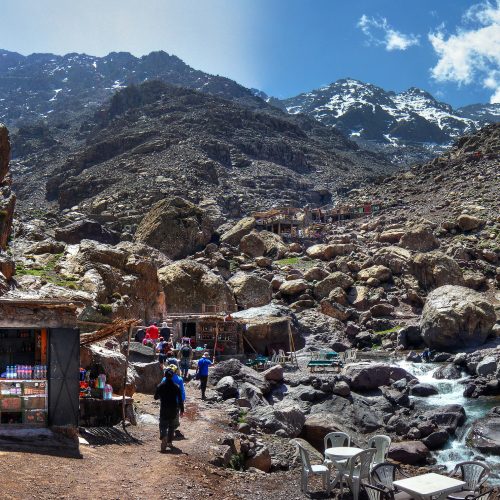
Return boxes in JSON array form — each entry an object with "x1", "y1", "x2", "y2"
[
  {"x1": 146, "y1": 322, "x2": 160, "y2": 341},
  {"x1": 195, "y1": 352, "x2": 212, "y2": 400},
  {"x1": 178, "y1": 340, "x2": 193, "y2": 379},
  {"x1": 154, "y1": 368, "x2": 184, "y2": 452}
]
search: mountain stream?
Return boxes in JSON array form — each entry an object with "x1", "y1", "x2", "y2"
[{"x1": 395, "y1": 359, "x2": 500, "y2": 483}]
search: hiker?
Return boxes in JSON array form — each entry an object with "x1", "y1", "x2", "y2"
[
  {"x1": 158, "y1": 342, "x2": 170, "y2": 370},
  {"x1": 422, "y1": 347, "x2": 431, "y2": 363},
  {"x1": 154, "y1": 368, "x2": 184, "y2": 452},
  {"x1": 161, "y1": 364, "x2": 186, "y2": 403},
  {"x1": 135, "y1": 327, "x2": 146, "y2": 343},
  {"x1": 195, "y1": 352, "x2": 212, "y2": 400},
  {"x1": 146, "y1": 322, "x2": 159, "y2": 341},
  {"x1": 178, "y1": 340, "x2": 193, "y2": 379},
  {"x1": 160, "y1": 322, "x2": 171, "y2": 340}
]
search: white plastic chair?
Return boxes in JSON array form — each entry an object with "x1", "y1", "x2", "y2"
[
  {"x1": 462, "y1": 491, "x2": 493, "y2": 500},
  {"x1": 324, "y1": 432, "x2": 351, "y2": 487},
  {"x1": 340, "y1": 448, "x2": 376, "y2": 500},
  {"x1": 297, "y1": 444, "x2": 331, "y2": 496},
  {"x1": 448, "y1": 461, "x2": 490, "y2": 499},
  {"x1": 367, "y1": 435, "x2": 391, "y2": 466}
]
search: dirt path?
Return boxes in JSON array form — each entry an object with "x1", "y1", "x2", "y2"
[{"x1": 0, "y1": 385, "x2": 318, "y2": 500}]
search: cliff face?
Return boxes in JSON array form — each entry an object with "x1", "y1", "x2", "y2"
[{"x1": 0, "y1": 124, "x2": 15, "y2": 250}]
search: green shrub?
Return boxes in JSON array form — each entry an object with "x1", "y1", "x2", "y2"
[
  {"x1": 228, "y1": 452, "x2": 245, "y2": 471},
  {"x1": 98, "y1": 304, "x2": 113, "y2": 315}
]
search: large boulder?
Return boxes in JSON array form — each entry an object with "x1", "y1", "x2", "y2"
[
  {"x1": 301, "y1": 413, "x2": 350, "y2": 451},
  {"x1": 358, "y1": 265, "x2": 392, "y2": 283},
  {"x1": 306, "y1": 244, "x2": 333, "y2": 260},
  {"x1": 133, "y1": 361, "x2": 164, "y2": 394},
  {"x1": 343, "y1": 362, "x2": 416, "y2": 392},
  {"x1": 239, "y1": 231, "x2": 265, "y2": 257},
  {"x1": 228, "y1": 272, "x2": 272, "y2": 309},
  {"x1": 410, "y1": 252, "x2": 464, "y2": 290},
  {"x1": 433, "y1": 364, "x2": 462, "y2": 380},
  {"x1": 220, "y1": 217, "x2": 255, "y2": 247},
  {"x1": 215, "y1": 376, "x2": 239, "y2": 399},
  {"x1": 314, "y1": 272, "x2": 354, "y2": 300},
  {"x1": 400, "y1": 225, "x2": 440, "y2": 252},
  {"x1": 248, "y1": 404, "x2": 305, "y2": 437},
  {"x1": 0, "y1": 254, "x2": 15, "y2": 281},
  {"x1": 294, "y1": 309, "x2": 348, "y2": 350},
  {"x1": 477, "y1": 356, "x2": 498, "y2": 377},
  {"x1": 304, "y1": 266, "x2": 329, "y2": 282},
  {"x1": 259, "y1": 231, "x2": 287, "y2": 259},
  {"x1": 372, "y1": 246, "x2": 411, "y2": 274},
  {"x1": 388, "y1": 441, "x2": 430, "y2": 465},
  {"x1": 306, "y1": 243, "x2": 354, "y2": 261},
  {"x1": 468, "y1": 407, "x2": 500, "y2": 454},
  {"x1": 134, "y1": 197, "x2": 213, "y2": 259},
  {"x1": 421, "y1": 285, "x2": 496, "y2": 350},
  {"x1": 81, "y1": 344, "x2": 136, "y2": 395},
  {"x1": 279, "y1": 279, "x2": 308, "y2": 296},
  {"x1": 245, "y1": 445, "x2": 272, "y2": 472},
  {"x1": 55, "y1": 219, "x2": 120, "y2": 245},
  {"x1": 158, "y1": 260, "x2": 236, "y2": 314},
  {"x1": 410, "y1": 383, "x2": 439, "y2": 397},
  {"x1": 208, "y1": 359, "x2": 270, "y2": 394},
  {"x1": 457, "y1": 214, "x2": 485, "y2": 232},
  {"x1": 63, "y1": 240, "x2": 165, "y2": 321}
]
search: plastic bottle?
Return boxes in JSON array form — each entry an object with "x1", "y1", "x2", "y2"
[{"x1": 104, "y1": 384, "x2": 112, "y2": 400}]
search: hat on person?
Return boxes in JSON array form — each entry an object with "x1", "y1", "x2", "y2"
[
  {"x1": 203, "y1": 352, "x2": 210, "y2": 358},
  {"x1": 168, "y1": 364, "x2": 178, "y2": 373}
]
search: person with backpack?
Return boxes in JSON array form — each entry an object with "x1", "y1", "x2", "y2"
[
  {"x1": 178, "y1": 340, "x2": 193, "y2": 379},
  {"x1": 195, "y1": 352, "x2": 212, "y2": 400},
  {"x1": 154, "y1": 368, "x2": 184, "y2": 452}
]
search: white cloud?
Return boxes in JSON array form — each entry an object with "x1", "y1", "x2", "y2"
[
  {"x1": 358, "y1": 15, "x2": 420, "y2": 51},
  {"x1": 429, "y1": 0, "x2": 500, "y2": 103}
]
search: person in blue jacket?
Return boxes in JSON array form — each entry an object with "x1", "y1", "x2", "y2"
[
  {"x1": 161, "y1": 364, "x2": 185, "y2": 402},
  {"x1": 196, "y1": 352, "x2": 213, "y2": 400}
]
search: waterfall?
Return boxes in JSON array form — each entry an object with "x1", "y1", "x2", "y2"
[{"x1": 394, "y1": 359, "x2": 500, "y2": 483}]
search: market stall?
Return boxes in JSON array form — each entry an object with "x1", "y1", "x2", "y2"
[{"x1": 0, "y1": 298, "x2": 80, "y2": 453}]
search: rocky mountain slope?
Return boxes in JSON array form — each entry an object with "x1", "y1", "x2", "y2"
[
  {"x1": 0, "y1": 49, "x2": 265, "y2": 129},
  {"x1": 272, "y1": 79, "x2": 500, "y2": 163},
  {"x1": 13, "y1": 81, "x2": 394, "y2": 235}
]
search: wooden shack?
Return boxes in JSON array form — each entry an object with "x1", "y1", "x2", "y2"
[
  {"x1": 167, "y1": 314, "x2": 243, "y2": 357},
  {"x1": 0, "y1": 298, "x2": 80, "y2": 454}
]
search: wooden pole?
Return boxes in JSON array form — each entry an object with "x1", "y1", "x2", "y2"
[
  {"x1": 213, "y1": 321, "x2": 219, "y2": 364},
  {"x1": 122, "y1": 324, "x2": 133, "y2": 431}
]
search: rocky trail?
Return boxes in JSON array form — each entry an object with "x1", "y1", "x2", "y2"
[{"x1": 0, "y1": 386, "x2": 314, "y2": 500}]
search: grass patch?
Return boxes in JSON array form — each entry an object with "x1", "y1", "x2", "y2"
[
  {"x1": 237, "y1": 410, "x2": 248, "y2": 424},
  {"x1": 15, "y1": 254, "x2": 81, "y2": 290},
  {"x1": 275, "y1": 257, "x2": 316, "y2": 269},
  {"x1": 374, "y1": 326, "x2": 403, "y2": 336}
]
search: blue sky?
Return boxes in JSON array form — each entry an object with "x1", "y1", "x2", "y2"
[{"x1": 1, "y1": 0, "x2": 499, "y2": 107}]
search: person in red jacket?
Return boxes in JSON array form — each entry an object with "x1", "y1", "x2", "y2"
[{"x1": 146, "y1": 322, "x2": 159, "y2": 341}]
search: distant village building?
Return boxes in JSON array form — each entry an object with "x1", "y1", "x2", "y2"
[{"x1": 252, "y1": 201, "x2": 381, "y2": 239}]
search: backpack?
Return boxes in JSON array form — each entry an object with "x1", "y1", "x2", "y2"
[{"x1": 181, "y1": 345, "x2": 191, "y2": 358}]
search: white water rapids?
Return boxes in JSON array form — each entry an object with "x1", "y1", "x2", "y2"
[{"x1": 395, "y1": 360, "x2": 500, "y2": 483}]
